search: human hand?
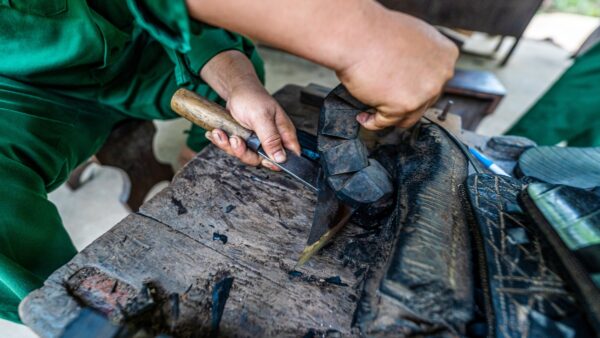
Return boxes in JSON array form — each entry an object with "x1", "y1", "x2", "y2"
[
  {"x1": 200, "y1": 50, "x2": 300, "y2": 171},
  {"x1": 187, "y1": 0, "x2": 456, "y2": 131},
  {"x1": 205, "y1": 84, "x2": 300, "y2": 171},
  {"x1": 337, "y1": 11, "x2": 458, "y2": 130}
]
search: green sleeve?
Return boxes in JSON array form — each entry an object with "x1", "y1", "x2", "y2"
[{"x1": 126, "y1": 0, "x2": 264, "y2": 85}]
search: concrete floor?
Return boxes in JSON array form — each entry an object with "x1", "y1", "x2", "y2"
[{"x1": 2, "y1": 12, "x2": 597, "y2": 337}]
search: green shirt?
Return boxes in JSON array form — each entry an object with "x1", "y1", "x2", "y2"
[
  {"x1": 0, "y1": 0, "x2": 257, "y2": 87},
  {"x1": 0, "y1": 0, "x2": 265, "y2": 324}
]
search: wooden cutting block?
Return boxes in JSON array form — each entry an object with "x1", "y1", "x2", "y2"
[{"x1": 20, "y1": 145, "x2": 368, "y2": 337}]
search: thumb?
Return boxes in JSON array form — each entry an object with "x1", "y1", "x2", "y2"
[{"x1": 356, "y1": 111, "x2": 400, "y2": 130}]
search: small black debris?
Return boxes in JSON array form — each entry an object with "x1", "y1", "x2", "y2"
[
  {"x1": 288, "y1": 270, "x2": 303, "y2": 278},
  {"x1": 110, "y1": 280, "x2": 118, "y2": 293},
  {"x1": 224, "y1": 205, "x2": 236, "y2": 213},
  {"x1": 324, "y1": 276, "x2": 348, "y2": 286},
  {"x1": 124, "y1": 282, "x2": 156, "y2": 317},
  {"x1": 212, "y1": 232, "x2": 228, "y2": 244},
  {"x1": 353, "y1": 267, "x2": 366, "y2": 277},
  {"x1": 211, "y1": 276, "x2": 234, "y2": 337},
  {"x1": 302, "y1": 329, "x2": 341, "y2": 338},
  {"x1": 325, "y1": 329, "x2": 342, "y2": 338},
  {"x1": 169, "y1": 293, "x2": 180, "y2": 330},
  {"x1": 287, "y1": 271, "x2": 319, "y2": 284},
  {"x1": 171, "y1": 196, "x2": 188, "y2": 215},
  {"x1": 303, "y1": 329, "x2": 319, "y2": 338}
]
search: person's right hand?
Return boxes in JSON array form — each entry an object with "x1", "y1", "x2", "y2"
[
  {"x1": 187, "y1": 0, "x2": 458, "y2": 134},
  {"x1": 337, "y1": 11, "x2": 458, "y2": 130},
  {"x1": 206, "y1": 82, "x2": 299, "y2": 171},
  {"x1": 199, "y1": 50, "x2": 299, "y2": 171}
]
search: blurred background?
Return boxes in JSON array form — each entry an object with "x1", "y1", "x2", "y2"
[
  {"x1": 3, "y1": 1, "x2": 599, "y2": 336},
  {"x1": 550, "y1": 0, "x2": 599, "y2": 16}
]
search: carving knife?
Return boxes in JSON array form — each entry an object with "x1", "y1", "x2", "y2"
[
  {"x1": 171, "y1": 88, "x2": 350, "y2": 267},
  {"x1": 171, "y1": 88, "x2": 319, "y2": 191}
]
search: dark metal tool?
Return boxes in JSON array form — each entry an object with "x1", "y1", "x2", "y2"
[
  {"x1": 171, "y1": 89, "x2": 319, "y2": 191},
  {"x1": 296, "y1": 171, "x2": 354, "y2": 267}
]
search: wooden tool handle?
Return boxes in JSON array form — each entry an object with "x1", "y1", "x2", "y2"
[{"x1": 170, "y1": 88, "x2": 253, "y2": 140}]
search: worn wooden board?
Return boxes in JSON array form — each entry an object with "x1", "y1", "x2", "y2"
[
  {"x1": 19, "y1": 84, "x2": 486, "y2": 337},
  {"x1": 21, "y1": 144, "x2": 367, "y2": 337}
]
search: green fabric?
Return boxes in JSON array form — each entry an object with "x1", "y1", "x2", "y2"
[
  {"x1": 0, "y1": 0, "x2": 264, "y2": 323},
  {"x1": 0, "y1": 0, "x2": 263, "y2": 87},
  {"x1": 506, "y1": 42, "x2": 600, "y2": 147},
  {"x1": 0, "y1": 78, "x2": 114, "y2": 322}
]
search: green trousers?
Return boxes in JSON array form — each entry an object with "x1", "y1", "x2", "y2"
[
  {"x1": 0, "y1": 45, "x2": 261, "y2": 324},
  {"x1": 506, "y1": 42, "x2": 600, "y2": 146}
]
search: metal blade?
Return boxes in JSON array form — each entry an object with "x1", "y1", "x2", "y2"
[
  {"x1": 296, "y1": 204, "x2": 354, "y2": 268},
  {"x1": 307, "y1": 172, "x2": 340, "y2": 245},
  {"x1": 295, "y1": 172, "x2": 354, "y2": 268},
  {"x1": 247, "y1": 135, "x2": 319, "y2": 191}
]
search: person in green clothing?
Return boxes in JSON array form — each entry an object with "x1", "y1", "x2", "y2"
[
  {"x1": 507, "y1": 41, "x2": 600, "y2": 147},
  {"x1": 0, "y1": 0, "x2": 458, "y2": 323}
]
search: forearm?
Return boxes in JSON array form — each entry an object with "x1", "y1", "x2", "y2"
[
  {"x1": 188, "y1": 0, "x2": 457, "y2": 132},
  {"x1": 200, "y1": 50, "x2": 263, "y2": 101},
  {"x1": 185, "y1": 0, "x2": 388, "y2": 73}
]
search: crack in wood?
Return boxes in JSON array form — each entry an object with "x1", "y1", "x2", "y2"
[{"x1": 135, "y1": 212, "x2": 287, "y2": 289}]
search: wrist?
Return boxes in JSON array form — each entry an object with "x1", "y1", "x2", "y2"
[
  {"x1": 225, "y1": 72, "x2": 265, "y2": 99},
  {"x1": 336, "y1": 10, "x2": 450, "y2": 88},
  {"x1": 200, "y1": 50, "x2": 262, "y2": 100}
]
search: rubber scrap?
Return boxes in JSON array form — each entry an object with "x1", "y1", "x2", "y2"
[
  {"x1": 171, "y1": 196, "x2": 187, "y2": 215},
  {"x1": 212, "y1": 232, "x2": 228, "y2": 244},
  {"x1": 336, "y1": 159, "x2": 393, "y2": 206},
  {"x1": 321, "y1": 138, "x2": 369, "y2": 176},
  {"x1": 211, "y1": 276, "x2": 234, "y2": 337},
  {"x1": 324, "y1": 276, "x2": 348, "y2": 287},
  {"x1": 319, "y1": 95, "x2": 361, "y2": 139},
  {"x1": 518, "y1": 146, "x2": 600, "y2": 189}
]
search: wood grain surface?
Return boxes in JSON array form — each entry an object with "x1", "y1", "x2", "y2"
[
  {"x1": 19, "y1": 85, "x2": 489, "y2": 337},
  {"x1": 21, "y1": 145, "x2": 366, "y2": 337},
  {"x1": 171, "y1": 88, "x2": 253, "y2": 140}
]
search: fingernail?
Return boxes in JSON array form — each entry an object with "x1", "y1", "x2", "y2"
[
  {"x1": 356, "y1": 113, "x2": 368, "y2": 124},
  {"x1": 205, "y1": 131, "x2": 212, "y2": 140},
  {"x1": 261, "y1": 159, "x2": 273, "y2": 169},
  {"x1": 212, "y1": 130, "x2": 222, "y2": 142},
  {"x1": 230, "y1": 137, "x2": 239, "y2": 149},
  {"x1": 273, "y1": 150, "x2": 286, "y2": 163}
]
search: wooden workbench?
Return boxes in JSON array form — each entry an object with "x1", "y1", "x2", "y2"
[
  {"x1": 20, "y1": 86, "x2": 367, "y2": 337},
  {"x1": 22, "y1": 144, "x2": 368, "y2": 337},
  {"x1": 20, "y1": 84, "x2": 485, "y2": 337}
]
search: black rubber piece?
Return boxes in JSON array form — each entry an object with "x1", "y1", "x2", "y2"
[
  {"x1": 321, "y1": 138, "x2": 369, "y2": 176},
  {"x1": 335, "y1": 160, "x2": 393, "y2": 207},
  {"x1": 517, "y1": 146, "x2": 600, "y2": 189},
  {"x1": 319, "y1": 95, "x2": 361, "y2": 139}
]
